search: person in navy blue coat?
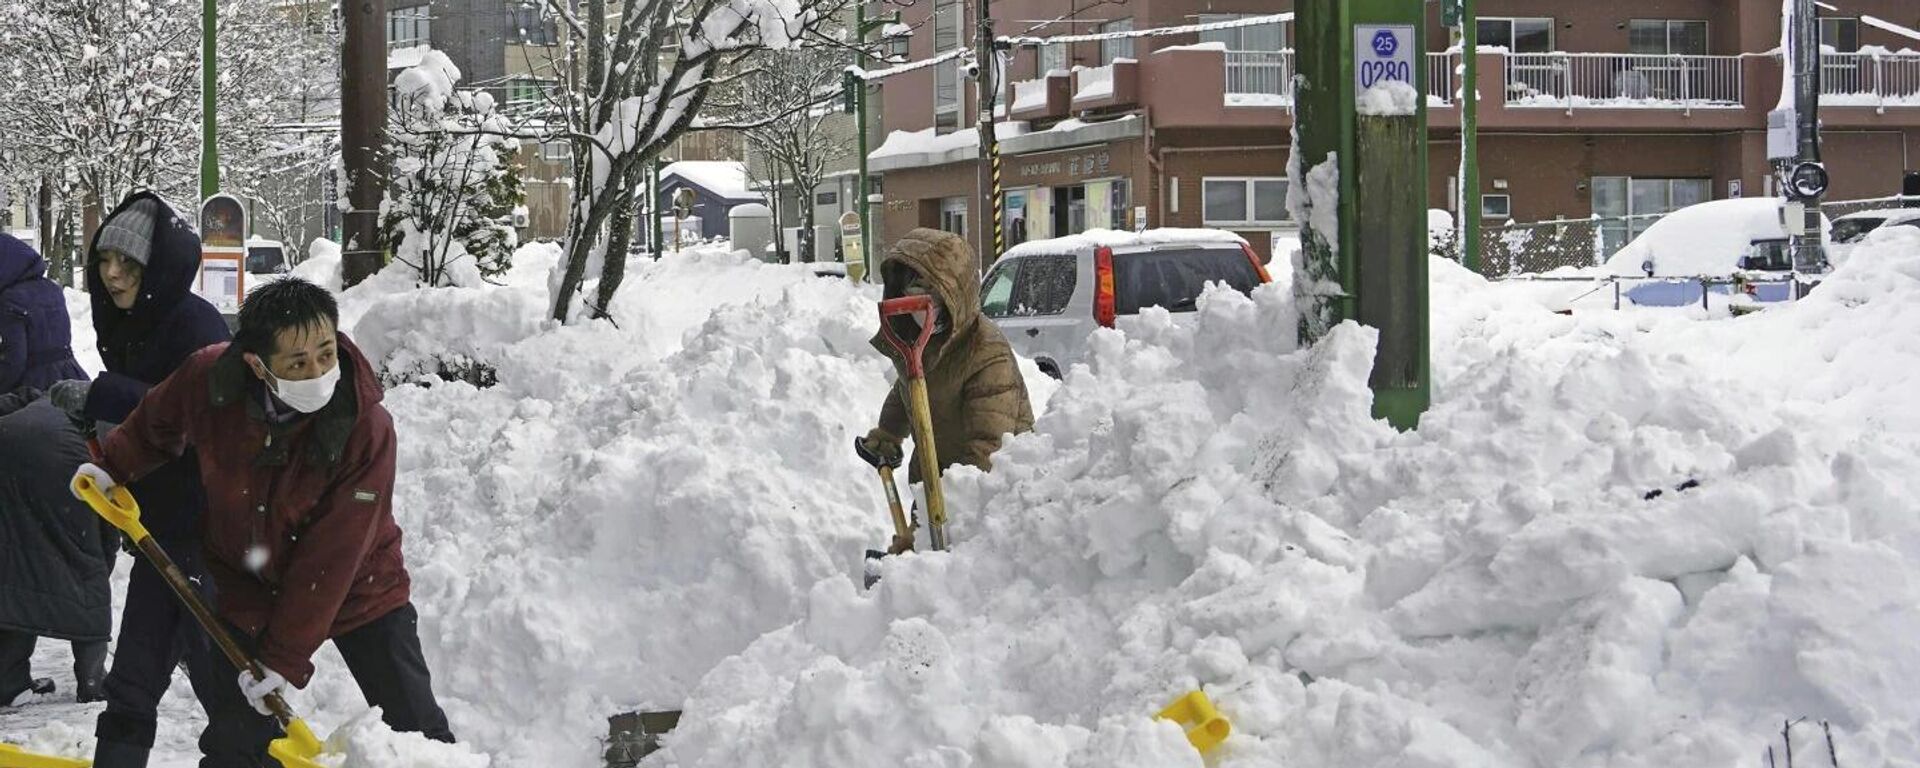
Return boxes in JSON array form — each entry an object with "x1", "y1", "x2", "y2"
[
  {"x1": 45, "y1": 192, "x2": 232, "y2": 768},
  {"x1": 0, "y1": 232, "x2": 106, "y2": 708},
  {"x1": 0, "y1": 232, "x2": 85, "y2": 393}
]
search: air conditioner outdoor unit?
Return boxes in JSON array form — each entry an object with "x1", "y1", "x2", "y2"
[{"x1": 511, "y1": 206, "x2": 531, "y2": 228}]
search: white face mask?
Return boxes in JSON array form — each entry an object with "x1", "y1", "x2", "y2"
[{"x1": 267, "y1": 362, "x2": 341, "y2": 413}]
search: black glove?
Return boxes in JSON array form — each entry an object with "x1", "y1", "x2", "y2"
[
  {"x1": 48, "y1": 379, "x2": 90, "y2": 417},
  {"x1": 856, "y1": 429, "x2": 904, "y2": 468}
]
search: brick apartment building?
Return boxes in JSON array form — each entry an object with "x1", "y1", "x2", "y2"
[{"x1": 868, "y1": 0, "x2": 1920, "y2": 263}]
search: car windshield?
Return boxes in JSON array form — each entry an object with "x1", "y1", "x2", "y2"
[
  {"x1": 1831, "y1": 217, "x2": 1886, "y2": 244},
  {"x1": 1112, "y1": 246, "x2": 1261, "y2": 315}
]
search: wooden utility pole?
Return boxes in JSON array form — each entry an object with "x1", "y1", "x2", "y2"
[{"x1": 341, "y1": 0, "x2": 389, "y2": 286}]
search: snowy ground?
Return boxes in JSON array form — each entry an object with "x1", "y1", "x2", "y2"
[{"x1": 6, "y1": 228, "x2": 1920, "y2": 767}]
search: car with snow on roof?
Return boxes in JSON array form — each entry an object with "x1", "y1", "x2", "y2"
[
  {"x1": 980, "y1": 228, "x2": 1271, "y2": 378},
  {"x1": 1601, "y1": 197, "x2": 1829, "y2": 306}
]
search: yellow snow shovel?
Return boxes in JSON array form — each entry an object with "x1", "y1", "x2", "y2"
[
  {"x1": 877, "y1": 295, "x2": 950, "y2": 550},
  {"x1": 0, "y1": 743, "x2": 90, "y2": 768},
  {"x1": 71, "y1": 475, "x2": 326, "y2": 768}
]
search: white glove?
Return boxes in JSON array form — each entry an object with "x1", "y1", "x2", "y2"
[
  {"x1": 70, "y1": 463, "x2": 118, "y2": 501},
  {"x1": 238, "y1": 667, "x2": 288, "y2": 717}
]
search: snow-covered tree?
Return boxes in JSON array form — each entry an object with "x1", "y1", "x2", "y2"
[
  {"x1": 0, "y1": 0, "x2": 320, "y2": 258},
  {"x1": 736, "y1": 47, "x2": 854, "y2": 264},
  {"x1": 381, "y1": 52, "x2": 526, "y2": 287},
  {"x1": 537, "y1": 0, "x2": 856, "y2": 321}
]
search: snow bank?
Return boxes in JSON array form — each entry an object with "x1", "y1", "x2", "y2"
[
  {"x1": 1003, "y1": 228, "x2": 1247, "y2": 258},
  {"x1": 657, "y1": 232, "x2": 1920, "y2": 767},
  {"x1": 320, "y1": 710, "x2": 491, "y2": 768},
  {"x1": 307, "y1": 242, "x2": 1057, "y2": 765}
]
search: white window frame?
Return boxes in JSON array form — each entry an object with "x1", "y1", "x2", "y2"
[
  {"x1": 387, "y1": 5, "x2": 431, "y2": 50},
  {"x1": 1478, "y1": 17, "x2": 1554, "y2": 53},
  {"x1": 1627, "y1": 19, "x2": 1709, "y2": 56},
  {"x1": 1100, "y1": 18, "x2": 1135, "y2": 65},
  {"x1": 540, "y1": 140, "x2": 570, "y2": 165},
  {"x1": 1196, "y1": 14, "x2": 1287, "y2": 52},
  {"x1": 933, "y1": 0, "x2": 962, "y2": 131},
  {"x1": 1201, "y1": 177, "x2": 1290, "y2": 227},
  {"x1": 1480, "y1": 194, "x2": 1512, "y2": 219},
  {"x1": 507, "y1": 77, "x2": 557, "y2": 110}
]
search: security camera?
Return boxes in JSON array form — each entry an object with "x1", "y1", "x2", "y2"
[{"x1": 963, "y1": 59, "x2": 981, "y2": 79}]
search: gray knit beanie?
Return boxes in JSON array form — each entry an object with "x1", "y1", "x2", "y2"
[{"x1": 95, "y1": 198, "x2": 161, "y2": 266}]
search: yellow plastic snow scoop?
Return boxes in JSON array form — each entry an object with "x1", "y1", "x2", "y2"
[
  {"x1": 72, "y1": 474, "x2": 327, "y2": 768},
  {"x1": 0, "y1": 743, "x2": 91, "y2": 768},
  {"x1": 1156, "y1": 690, "x2": 1231, "y2": 753}
]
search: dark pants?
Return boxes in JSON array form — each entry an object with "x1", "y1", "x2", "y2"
[
  {"x1": 94, "y1": 542, "x2": 222, "y2": 767},
  {"x1": 198, "y1": 602, "x2": 453, "y2": 768},
  {"x1": 1, "y1": 630, "x2": 109, "y2": 706}
]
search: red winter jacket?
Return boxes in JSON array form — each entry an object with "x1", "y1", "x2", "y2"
[{"x1": 98, "y1": 334, "x2": 408, "y2": 687}]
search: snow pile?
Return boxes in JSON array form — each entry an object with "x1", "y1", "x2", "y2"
[
  {"x1": 655, "y1": 232, "x2": 1920, "y2": 767},
  {"x1": 1073, "y1": 64, "x2": 1115, "y2": 102},
  {"x1": 319, "y1": 710, "x2": 491, "y2": 768},
  {"x1": 305, "y1": 242, "x2": 1055, "y2": 765},
  {"x1": 1003, "y1": 228, "x2": 1247, "y2": 258},
  {"x1": 391, "y1": 50, "x2": 462, "y2": 113},
  {"x1": 1012, "y1": 78, "x2": 1051, "y2": 112}
]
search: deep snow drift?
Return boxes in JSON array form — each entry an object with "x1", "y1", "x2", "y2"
[
  {"x1": 9, "y1": 229, "x2": 1918, "y2": 767},
  {"x1": 657, "y1": 232, "x2": 1920, "y2": 767}
]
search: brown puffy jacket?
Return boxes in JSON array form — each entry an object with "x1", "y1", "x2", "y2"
[{"x1": 871, "y1": 229, "x2": 1034, "y2": 483}]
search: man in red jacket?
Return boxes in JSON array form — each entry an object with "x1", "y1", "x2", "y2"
[{"x1": 71, "y1": 278, "x2": 453, "y2": 766}]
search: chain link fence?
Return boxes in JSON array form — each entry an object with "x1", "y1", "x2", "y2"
[{"x1": 1463, "y1": 196, "x2": 1920, "y2": 279}]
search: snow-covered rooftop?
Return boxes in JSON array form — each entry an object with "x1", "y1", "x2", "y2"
[{"x1": 661, "y1": 160, "x2": 758, "y2": 201}]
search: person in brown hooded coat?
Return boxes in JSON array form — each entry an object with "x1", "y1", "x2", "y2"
[{"x1": 860, "y1": 229, "x2": 1034, "y2": 507}]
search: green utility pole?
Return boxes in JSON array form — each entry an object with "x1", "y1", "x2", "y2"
[
  {"x1": 1455, "y1": 0, "x2": 1480, "y2": 272},
  {"x1": 200, "y1": 0, "x2": 218, "y2": 198},
  {"x1": 1295, "y1": 0, "x2": 1431, "y2": 430},
  {"x1": 853, "y1": 8, "x2": 897, "y2": 283}
]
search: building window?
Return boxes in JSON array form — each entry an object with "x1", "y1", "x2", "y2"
[
  {"x1": 1592, "y1": 176, "x2": 1711, "y2": 253},
  {"x1": 1100, "y1": 18, "x2": 1134, "y2": 65},
  {"x1": 1477, "y1": 17, "x2": 1553, "y2": 53},
  {"x1": 1198, "y1": 14, "x2": 1286, "y2": 52},
  {"x1": 508, "y1": 77, "x2": 556, "y2": 110},
  {"x1": 512, "y1": 5, "x2": 558, "y2": 46},
  {"x1": 934, "y1": 0, "x2": 962, "y2": 132},
  {"x1": 940, "y1": 197, "x2": 968, "y2": 239},
  {"x1": 540, "y1": 140, "x2": 570, "y2": 165},
  {"x1": 1039, "y1": 43, "x2": 1067, "y2": 75},
  {"x1": 1480, "y1": 194, "x2": 1512, "y2": 219},
  {"x1": 1820, "y1": 17, "x2": 1860, "y2": 52},
  {"x1": 1628, "y1": 20, "x2": 1708, "y2": 56},
  {"x1": 1202, "y1": 178, "x2": 1289, "y2": 226},
  {"x1": 815, "y1": 191, "x2": 838, "y2": 206},
  {"x1": 387, "y1": 5, "x2": 430, "y2": 50}
]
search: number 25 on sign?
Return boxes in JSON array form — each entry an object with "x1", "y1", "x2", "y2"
[{"x1": 1353, "y1": 25, "x2": 1414, "y2": 90}]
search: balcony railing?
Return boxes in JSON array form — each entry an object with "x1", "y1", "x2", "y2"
[
  {"x1": 1428, "y1": 52, "x2": 1456, "y2": 105},
  {"x1": 1225, "y1": 50, "x2": 1292, "y2": 105},
  {"x1": 1821, "y1": 52, "x2": 1920, "y2": 109},
  {"x1": 1503, "y1": 53, "x2": 1744, "y2": 112}
]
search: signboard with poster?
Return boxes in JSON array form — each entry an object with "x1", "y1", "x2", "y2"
[{"x1": 198, "y1": 194, "x2": 247, "y2": 314}]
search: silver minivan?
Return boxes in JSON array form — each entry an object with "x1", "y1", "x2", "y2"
[{"x1": 980, "y1": 231, "x2": 1271, "y2": 378}]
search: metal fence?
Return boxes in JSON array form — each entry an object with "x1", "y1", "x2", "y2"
[
  {"x1": 1225, "y1": 50, "x2": 1291, "y2": 99},
  {"x1": 1821, "y1": 52, "x2": 1920, "y2": 108},
  {"x1": 1502, "y1": 53, "x2": 1744, "y2": 111}
]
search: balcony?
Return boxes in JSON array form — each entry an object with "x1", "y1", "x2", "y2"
[
  {"x1": 1500, "y1": 53, "x2": 1744, "y2": 113},
  {"x1": 1223, "y1": 50, "x2": 1454, "y2": 107},
  {"x1": 1822, "y1": 52, "x2": 1920, "y2": 110}
]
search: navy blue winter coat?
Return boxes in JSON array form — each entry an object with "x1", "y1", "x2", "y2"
[
  {"x1": 0, "y1": 232, "x2": 86, "y2": 394},
  {"x1": 81, "y1": 192, "x2": 231, "y2": 542}
]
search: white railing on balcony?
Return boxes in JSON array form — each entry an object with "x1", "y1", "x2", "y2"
[
  {"x1": 1225, "y1": 50, "x2": 1292, "y2": 106},
  {"x1": 1428, "y1": 51, "x2": 1456, "y2": 105},
  {"x1": 1821, "y1": 52, "x2": 1920, "y2": 109},
  {"x1": 1502, "y1": 53, "x2": 1744, "y2": 112}
]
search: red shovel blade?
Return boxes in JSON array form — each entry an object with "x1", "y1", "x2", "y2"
[{"x1": 878, "y1": 295, "x2": 938, "y2": 378}]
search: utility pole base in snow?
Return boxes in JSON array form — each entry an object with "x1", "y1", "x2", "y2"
[{"x1": 1295, "y1": 0, "x2": 1432, "y2": 431}]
